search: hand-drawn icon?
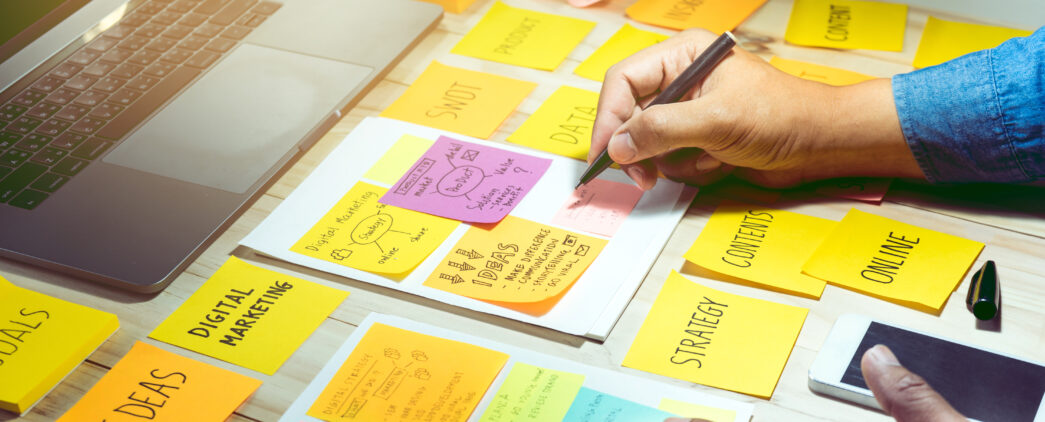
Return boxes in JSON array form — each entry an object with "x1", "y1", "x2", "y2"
[
  {"x1": 456, "y1": 248, "x2": 484, "y2": 259},
  {"x1": 563, "y1": 234, "x2": 578, "y2": 247},
  {"x1": 575, "y1": 245, "x2": 590, "y2": 256},
  {"x1": 462, "y1": 149, "x2": 480, "y2": 161},
  {"x1": 330, "y1": 249, "x2": 353, "y2": 260}
]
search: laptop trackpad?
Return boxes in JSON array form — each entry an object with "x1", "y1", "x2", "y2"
[{"x1": 104, "y1": 44, "x2": 373, "y2": 193}]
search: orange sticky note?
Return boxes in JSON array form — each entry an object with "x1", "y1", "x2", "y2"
[
  {"x1": 306, "y1": 323, "x2": 508, "y2": 422},
  {"x1": 58, "y1": 342, "x2": 261, "y2": 422},
  {"x1": 423, "y1": 216, "x2": 608, "y2": 315},
  {"x1": 769, "y1": 56, "x2": 876, "y2": 86},
  {"x1": 625, "y1": 0, "x2": 767, "y2": 33},
  {"x1": 380, "y1": 61, "x2": 537, "y2": 139}
]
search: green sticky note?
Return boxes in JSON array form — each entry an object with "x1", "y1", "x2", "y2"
[{"x1": 480, "y1": 362, "x2": 585, "y2": 421}]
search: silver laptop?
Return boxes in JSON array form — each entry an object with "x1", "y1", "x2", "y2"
[{"x1": 0, "y1": 0, "x2": 442, "y2": 292}]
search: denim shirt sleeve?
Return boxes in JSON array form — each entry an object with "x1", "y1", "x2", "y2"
[{"x1": 892, "y1": 27, "x2": 1045, "y2": 183}]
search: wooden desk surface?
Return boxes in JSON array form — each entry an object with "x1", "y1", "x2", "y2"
[{"x1": 4, "y1": 1, "x2": 1044, "y2": 421}]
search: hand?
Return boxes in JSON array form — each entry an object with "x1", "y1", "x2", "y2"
[
  {"x1": 861, "y1": 345, "x2": 966, "y2": 422},
  {"x1": 590, "y1": 29, "x2": 925, "y2": 190}
]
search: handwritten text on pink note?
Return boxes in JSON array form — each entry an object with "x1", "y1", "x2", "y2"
[{"x1": 552, "y1": 179, "x2": 643, "y2": 237}]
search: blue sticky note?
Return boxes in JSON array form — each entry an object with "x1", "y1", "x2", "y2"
[{"x1": 562, "y1": 387, "x2": 678, "y2": 422}]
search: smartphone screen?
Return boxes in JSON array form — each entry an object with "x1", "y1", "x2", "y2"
[{"x1": 840, "y1": 322, "x2": 1045, "y2": 421}]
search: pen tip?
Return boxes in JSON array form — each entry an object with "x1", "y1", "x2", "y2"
[{"x1": 574, "y1": 181, "x2": 583, "y2": 190}]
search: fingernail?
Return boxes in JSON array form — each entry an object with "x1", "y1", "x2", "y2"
[
  {"x1": 625, "y1": 166, "x2": 644, "y2": 186},
  {"x1": 613, "y1": 132, "x2": 636, "y2": 162},
  {"x1": 868, "y1": 345, "x2": 900, "y2": 367},
  {"x1": 695, "y1": 154, "x2": 722, "y2": 172}
]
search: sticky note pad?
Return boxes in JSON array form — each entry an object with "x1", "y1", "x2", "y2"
[
  {"x1": 419, "y1": 0, "x2": 477, "y2": 13},
  {"x1": 379, "y1": 61, "x2": 536, "y2": 139},
  {"x1": 769, "y1": 56, "x2": 876, "y2": 86},
  {"x1": 451, "y1": 2, "x2": 596, "y2": 71},
  {"x1": 307, "y1": 322, "x2": 508, "y2": 422},
  {"x1": 574, "y1": 24, "x2": 670, "y2": 82},
  {"x1": 913, "y1": 17, "x2": 1032, "y2": 68},
  {"x1": 552, "y1": 178, "x2": 644, "y2": 237},
  {"x1": 380, "y1": 136, "x2": 552, "y2": 223},
  {"x1": 814, "y1": 178, "x2": 891, "y2": 204},
  {"x1": 785, "y1": 0, "x2": 907, "y2": 51},
  {"x1": 292, "y1": 181, "x2": 459, "y2": 274},
  {"x1": 683, "y1": 201, "x2": 835, "y2": 298},
  {"x1": 622, "y1": 271, "x2": 807, "y2": 399},
  {"x1": 0, "y1": 279, "x2": 119, "y2": 415},
  {"x1": 801, "y1": 209, "x2": 985, "y2": 313},
  {"x1": 424, "y1": 216, "x2": 608, "y2": 315},
  {"x1": 508, "y1": 86, "x2": 599, "y2": 160},
  {"x1": 363, "y1": 135, "x2": 435, "y2": 185},
  {"x1": 480, "y1": 362, "x2": 585, "y2": 422},
  {"x1": 58, "y1": 341, "x2": 261, "y2": 421},
  {"x1": 563, "y1": 387, "x2": 677, "y2": 422},
  {"x1": 149, "y1": 257, "x2": 348, "y2": 375},
  {"x1": 658, "y1": 398, "x2": 736, "y2": 422},
  {"x1": 625, "y1": 0, "x2": 767, "y2": 33}
]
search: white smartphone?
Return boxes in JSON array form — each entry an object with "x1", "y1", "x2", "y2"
[{"x1": 809, "y1": 314, "x2": 1045, "y2": 421}]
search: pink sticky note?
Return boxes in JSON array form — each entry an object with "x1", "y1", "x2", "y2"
[
  {"x1": 380, "y1": 136, "x2": 552, "y2": 223},
  {"x1": 568, "y1": 0, "x2": 603, "y2": 6},
  {"x1": 552, "y1": 179, "x2": 643, "y2": 236},
  {"x1": 815, "y1": 178, "x2": 892, "y2": 204}
]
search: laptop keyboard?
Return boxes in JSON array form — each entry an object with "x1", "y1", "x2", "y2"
[{"x1": 0, "y1": 0, "x2": 281, "y2": 210}]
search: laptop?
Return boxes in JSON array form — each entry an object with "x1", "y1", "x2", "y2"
[{"x1": 0, "y1": 0, "x2": 443, "y2": 292}]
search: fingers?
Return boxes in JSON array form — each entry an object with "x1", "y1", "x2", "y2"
[
  {"x1": 621, "y1": 161, "x2": 658, "y2": 191},
  {"x1": 655, "y1": 149, "x2": 734, "y2": 186},
  {"x1": 860, "y1": 345, "x2": 966, "y2": 422},
  {"x1": 607, "y1": 100, "x2": 729, "y2": 164}
]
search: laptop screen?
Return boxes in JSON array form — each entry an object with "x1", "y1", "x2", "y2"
[{"x1": 0, "y1": 0, "x2": 90, "y2": 63}]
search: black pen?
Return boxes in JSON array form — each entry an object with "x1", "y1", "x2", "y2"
[{"x1": 577, "y1": 31, "x2": 738, "y2": 189}]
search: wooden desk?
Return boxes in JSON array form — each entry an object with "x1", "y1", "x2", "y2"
[{"x1": 4, "y1": 1, "x2": 1044, "y2": 421}]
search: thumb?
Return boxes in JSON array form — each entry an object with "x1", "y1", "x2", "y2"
[
  {"x1": 860, "y1": 345, "x2": 965, "y2": 422},
  {"x1": 607, "y1": 101, "x2": 722, "y2": 165}
]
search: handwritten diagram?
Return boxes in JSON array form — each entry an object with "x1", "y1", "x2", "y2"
[
  {"x1": 379, "y1": 136, "x2": 551, "y2": 223},
  {"x1": 292, "y1": 182, "x2": 459, "y2": 274}
]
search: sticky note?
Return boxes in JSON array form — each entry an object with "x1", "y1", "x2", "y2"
[
  {"x1": 0, "y1": 279, "x2": 119, "y2": 415},
  {"x1": 451, "y1": 2, "x2": 596, "y2": 71},
  {"x1": 307, "y1": 322, "x2": 508, "y2": 422},
  {"x1": 802, "y1": 209, "x2": 985, "y2": 313},
  {"x1": 625, "y1": 0, "x2": 767, "y2": 33},
  {"x1": 508, "y1": 86, "x2": 599, "y2": 160},
  {"x1": 58, "y1": 341, "x2": 261, "y2": 422},
  {"x1": 292, "y1": 181, "x2": 459, "y2": 274},
  {"x1": 380, "y1": 136, "x2": 552, "y2": 223},
  {"x1": 913, "y1": 17, "x2": 1032, "y2": 68},
  {"x1": 622, "y1": 271, "x2": 807, "y2": 399},
  {"x1": 574, "y1": 24, "x2": 670, "y2": 82},
  {"x1": 658, "y1": 398, "x2": 736, "y2": 422},
  {"x1": 785, "y1": 0, "x2": 907, "y2": 51},
  {"x1": 562, "y1": 387, "x2": 677, "y2": 422},
  {"x1": 363, "y1": 135, "x2": 435, "y2": 185},
  {"x1": 480, "y1": 362, "x2": 584, "y2": 422},
  {"x1": 683, "y1": 201, "x2": 835, "y2": 298},
  {"x1": 814, "y1": 178, "x2": 891, "y2": 204},
  {"x1": 149, "y1": 257, "x2": 348, "y2": 375},
  {"x1": 380, "y1": 61, "x2": 536, "y2": 139},
  {"x1": 551, "y1": 178, "x2": 643, "y2": 237},
  {"x1": 419, "y1": 0, "x2": 477, "y2": 13},
  {"x1": 424, "y1": 216, "x2": 608, "y2": 315},
  {"x1": 769, "y1": 56, "x2": 876, "y2": 86}
]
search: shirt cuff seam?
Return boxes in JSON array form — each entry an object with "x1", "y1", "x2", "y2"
[{"x1": 988, "y1": 47, "x2": 1033, "y2": 181}]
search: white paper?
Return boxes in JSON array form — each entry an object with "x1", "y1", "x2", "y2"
[
  {"x1": 241, "y1": 117, "x2": 691, "y2": 338},
  {"x1": 279, "y1": 313, "x2": 754, "y2": 422}
]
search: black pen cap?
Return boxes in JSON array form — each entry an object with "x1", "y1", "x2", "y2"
[{"x1": 966, "y1": 260, "x2": 1000, "y2": 320}]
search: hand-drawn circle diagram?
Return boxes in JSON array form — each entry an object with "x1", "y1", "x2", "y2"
[{"x1": 328, "y1": 206, "x2": 414, "y2": 261}]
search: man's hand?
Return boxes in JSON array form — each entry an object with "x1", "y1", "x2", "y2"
[{"x1": 861, "y1": 344, "x2": 966, "y2": 422}]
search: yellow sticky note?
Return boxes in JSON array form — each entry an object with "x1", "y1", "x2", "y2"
[
  {"x1": 0, "y1": 278, "x2": 119, "y2": 415},
  {"x1": 291, "y1": 181, "x2": 459, "y2": 275},
  {"x1": 423, "y1": 216, "x2": 608, "y2": 315},
  {"x1": 625, "y1": 0, "x2": 767, "y2": 33},
  {"x1": 507, "y1": 86, "x2": 598, "y2": 160},
  {"x1": 307, "y1": 323, "x2": 508, "y2": 422},
  {"x1": 801, "y1": 209, "x2": 984, "y2": 313},
  {"x1": 574, "y1": 24, "x2": 670, "y2": 82},
  {"x1": 622, "y1": 271, "x2": 807, "y2": 399},
  {"x1": 149, "y1": 257, "x2": 348, "y2": 375},
  {"x1": 684, "y1": 201, "x2": 835, "y2": 298},
  {"x1": 363, "y1": 135, "x2": 435, "y2": 185},
  {"x1": 658, "y1": 398, "x2": 736, "y2": 422},
  {"x1": 480, "y1": 362, "x2": 585, "y2": 422},
  {"x1": 769, "y1": 56, "x2": 876, "y2": 86},
  {"x1": 785, "y1": 0, "x2": 907, "y2": 51},
  {"x1": 452, "y1": 2, "x2": 595, "y2": 71},
  {"x1": 419, "y1": 0, "x2": 477, "y2": 13},
  {"x1": 913, "y1": 17, "x2": 1032, "y2": 68},
  {"x1": 58, "y1": 341, "x2": 261, "y2": 422},
  {"x1": 380, "y1": 61, "x2": 536, "y2": 139}
]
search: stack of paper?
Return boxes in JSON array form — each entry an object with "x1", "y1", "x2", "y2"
[{"x1": 0, "y1": 277, "x2": 119, "y2": 415}]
